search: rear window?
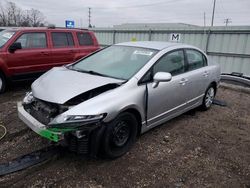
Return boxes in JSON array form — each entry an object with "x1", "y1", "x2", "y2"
[
  {"x1": 77, "y1": 32, "x2": 93, "y2": 46},
  {"x1": 52, "y1": 32, "x2": 74, "y2": 47}
]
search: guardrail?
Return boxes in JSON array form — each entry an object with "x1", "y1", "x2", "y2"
[{"x1": 221, "y1": 73, "x2": 250, "y2": 87}]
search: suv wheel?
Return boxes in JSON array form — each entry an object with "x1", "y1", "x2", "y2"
[
  {"x1": 0, "y1": 73, "x2": 6, "y2": 94},
  {"x1": 102, "y1": 112, "x2": 138, "y2": 159}
]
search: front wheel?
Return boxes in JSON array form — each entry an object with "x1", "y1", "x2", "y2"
[
  {"x1": 0, "y1": 73, "x2": 6, "y2": 94},
  {"x1": 102, "y1": 112, "x2": 138, "y2": 159},
  {"x1": 201, "y1": 85, "x2": 215, "y2": 110}
]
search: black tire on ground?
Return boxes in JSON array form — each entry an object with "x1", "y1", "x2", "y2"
[
  {"x1": 102, "y1": 112, "x2": 138, "y2": 159},
  {"x1": 0, "y1": 72, "x2": 6, "y2": 94},
  {"x1": 201, "y1": 85, "x2": 216, "y2": 111}
]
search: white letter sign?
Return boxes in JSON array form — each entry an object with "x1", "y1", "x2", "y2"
[{"x1": 170, "y1": 33, "x2": 181, "y2": 42}]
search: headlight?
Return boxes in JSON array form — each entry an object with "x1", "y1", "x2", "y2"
[
  {"x1": 48, "y1": 113, "x2": 106, "y2": 127},
  {"x1": 23, "y1": 92, "x2": 34, "y2": 104}
]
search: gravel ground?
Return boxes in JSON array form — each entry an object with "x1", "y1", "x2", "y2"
[{"x1": 0, "y1": 83, "x2": 249, "y2": 188}]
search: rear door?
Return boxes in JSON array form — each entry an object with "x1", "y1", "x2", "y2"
[
  {"x1": 75, "y1": 32, "x2": 99, "y2": 60},
  {"x1": 50, "y1": 31, "x2": 77, "y2": 67},
  {"x1": 184, "y1": 49, "x2": 210, "y2": 105},
  {"x1": 5, "y1": 31, "x2": 51, "y2": 75}
]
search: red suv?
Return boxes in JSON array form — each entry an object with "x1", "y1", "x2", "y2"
[{"x1": 0, "y1": 27, "x2": 100, "y2": 93}]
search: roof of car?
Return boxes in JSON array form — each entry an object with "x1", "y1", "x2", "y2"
[
  {"x1": 115, "y1": 41, "x2": 183, "y2": 50},
  {"x1": 4, "y1": 27, "x2": 89, "y2": 32}
]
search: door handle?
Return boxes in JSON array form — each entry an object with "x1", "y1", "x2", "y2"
[
  {"x1": 203, "y1": 71, "x2": 209, "y2": 77},
  {"x1": 40, "y1": 52, "x2": 49, "y2": 55},
  {"x1": 68, "y1": 50, "x2": 74, "y2": 53},
  {"x1": 179, "y1": 78, "x2": 188, "y2": 85}
]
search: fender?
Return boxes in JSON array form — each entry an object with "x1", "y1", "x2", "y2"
[
  {"x1": 117, "y1": 104, "x2": 145, "y2": 123},
  {"x1": 0, "y1": 59, "x2": 10, "y2": 78}
]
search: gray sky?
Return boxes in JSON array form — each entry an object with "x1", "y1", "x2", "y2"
[{"x1": 7, "y1": 0, "x2": 250, "y2": 27}]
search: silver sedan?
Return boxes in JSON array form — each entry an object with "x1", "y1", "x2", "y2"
[{"x1": 18, "y1": 41, "x2": 220, "y2": 158}]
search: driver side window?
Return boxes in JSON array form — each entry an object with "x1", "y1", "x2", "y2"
[
  {"x1": 15, "y1": 32, "x2": 47, "y2": 49},
  {"x1": 153, "y1": 50, "x2": 185, "y2": 76},
  {"x1": 139, "y1": 50, "x2": 185, "y2": 84}
]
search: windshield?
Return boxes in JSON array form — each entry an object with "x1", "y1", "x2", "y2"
[
  {"x1": 72, "y1": 45, "x2": 158, "y2": 80},
  {"x1": 0, "y1": 30, "x2": 16, "y2": 48}
]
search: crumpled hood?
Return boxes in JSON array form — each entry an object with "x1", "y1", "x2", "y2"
[{"x1": 32, "y1": 67, "x2": 124, "y2": 104}]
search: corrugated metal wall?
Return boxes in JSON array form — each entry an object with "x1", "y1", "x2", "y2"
[{"x1": 92, "y1": 28, "x2": 250, "y2": 76}]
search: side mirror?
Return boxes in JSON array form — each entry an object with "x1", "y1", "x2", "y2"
[
  {"x1": 9, "y1": 42, "x2": 22, "y2": 53},
  {"x1": 152, "y1": 72, "x2": 172, "y2": 88}
]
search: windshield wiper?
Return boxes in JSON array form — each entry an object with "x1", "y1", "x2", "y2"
[
  {"x1": 86, "y1": 70, "x2": 106, "y2": 76},
  {"x1": 71, "y1": 67, "x2": 110, "y2": 78},
  {"x1": 68, "y1": 66, "x2": 127, "y2": 80}
]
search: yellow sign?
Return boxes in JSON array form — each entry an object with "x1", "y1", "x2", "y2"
[{"x1": 131, "y1": 37, "x2": 137, "y2": 42}]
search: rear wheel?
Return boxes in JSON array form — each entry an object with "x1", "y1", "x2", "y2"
[
  {"x1": 201, "y1": 85, "x2": 215, "y2": 110},
  {"x1": 0, "y1": 73, "x2": 6, "y2": 94},
  {"x1": 102, "y1": 112, "x2": 138, "y2": 159}
]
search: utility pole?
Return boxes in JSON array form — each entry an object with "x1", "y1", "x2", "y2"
[
  {"x1": 224, "y1": 18, "x2": 232, "y2": 26},
  {"x1": 88, "y1": 7, "x2": 92, "y2": 28},
  {"x1": 211, "y1": 0, "x2": 216, "y2": 26},
  {"x1": 204, "y1": 12, "x2": 206, "y2": 27}
]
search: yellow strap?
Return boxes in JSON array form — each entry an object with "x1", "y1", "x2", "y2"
[{"x1": 0, "y1": 124, "x2": 7, "y2": 140}]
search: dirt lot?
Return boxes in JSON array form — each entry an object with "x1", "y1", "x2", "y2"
[{"x1": 0, "y1": 83, "x2": 250, "y2": 188}]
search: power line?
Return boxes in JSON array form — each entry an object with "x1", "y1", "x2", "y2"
[
  {"x1": 92, "y1": 0, "x2": 184, "y2": 9},
  {"x1": 84, "y1": 0, "x2": 248, "y2": 26}
]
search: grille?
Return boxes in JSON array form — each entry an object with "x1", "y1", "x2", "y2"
[
  {"x1": 25, "y1": 100, "x2": 58, "y2": 125},
  {"x1": 68, "y1": 136, "x2": 89, "y2": 155}
]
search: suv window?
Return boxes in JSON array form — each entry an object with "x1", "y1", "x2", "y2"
[
  {"x1": 77, "y1": 32, "x2": 93, "y2": 46},
  {"x1": 51, "y1": 32, "x2": 74, "y2": 47},
  {"x1": 186, "y1": 49, "x2": 206, "y2": 71},
  {"x1": 15, "y1": 33, "x2": 47, "y2": 49},
  {"x1": 153, "y1": 50, "x2": 185, "y2": 76}
]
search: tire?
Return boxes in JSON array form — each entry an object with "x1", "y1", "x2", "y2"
[
  {"x1": 102, "y1": 112, "x2": 138, "y2": 159},
  {"x1": 0, "y1": 73, "x2": 6, "y2": 94},
  {"x1": 201, "y1": 85, "x2": 216, "y2": 110}
]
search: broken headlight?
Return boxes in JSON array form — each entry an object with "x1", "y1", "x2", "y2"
[
  {"x1": 23, "y1": 92, "x2": 34, "y2": 104},
  {"x1": 48, "y1": 113, "x2": 106, "y2": 127}
]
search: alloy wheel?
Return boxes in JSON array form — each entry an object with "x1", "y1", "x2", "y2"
[{"x1": 205, "y1": 87, "x2": 215, "y2": 108}]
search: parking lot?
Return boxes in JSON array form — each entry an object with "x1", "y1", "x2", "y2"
[{"x1": 0, "y1": 83, "x2": 249, "y2": 187}]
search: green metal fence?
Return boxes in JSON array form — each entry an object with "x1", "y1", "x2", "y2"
[{"x1": 92, "y1": 27, "x2": 250, "y2": 76}]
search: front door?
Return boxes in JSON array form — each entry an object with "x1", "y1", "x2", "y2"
[
  {"x1": 6, "y1": 32, "x2": 51, "y2": 75},
  {"x1": 146, "y1": 49, "x2": 188, "y2": 128}
]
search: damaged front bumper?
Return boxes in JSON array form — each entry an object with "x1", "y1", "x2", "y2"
[
  {"x1": 18, "y1": 101, "x2": 106, "y2": 156},
  {"x1": 17, "y1": 102, "x2": 64, "y2": 142}
]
